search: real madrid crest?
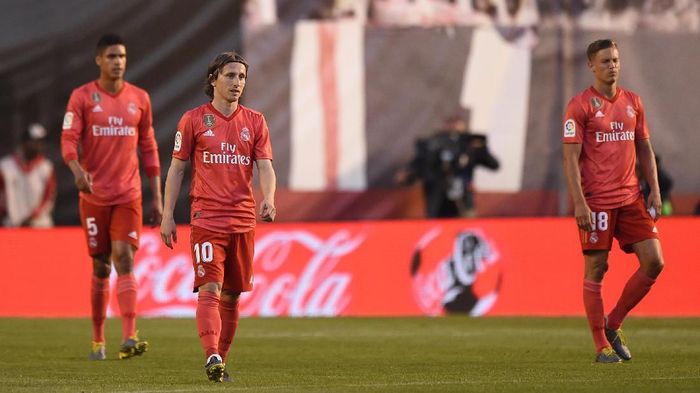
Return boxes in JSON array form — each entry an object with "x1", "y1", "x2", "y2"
[
  {"x1": 626, "y1": 105, "x2": 636, "y2": 118},
  {"x1": 590, "y1": 97, "x2": 602, "y2": 109},
  {"x1": 92, "y1": 92, "x2": 101, "y2": 103},
  {"x1": 203, "y1": 114, "x2": 215, "y2": 128},
  {"x1": 589, "y1": 232, "x2": 599, "y2": 244},
  {"x1": 240, "y1": 127, "x2": 250, "y2": 142},
  {"x1": 127, "y1": 102, "x2": 137, "y2": 115}
]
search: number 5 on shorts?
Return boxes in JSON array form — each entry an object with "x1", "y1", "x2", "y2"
[
  {"x1": 86, "y1": 217, "x2": 98, "y2": 236},
  {"x1": 590, "y1": 211, "x2": 609, "y2": 231}
]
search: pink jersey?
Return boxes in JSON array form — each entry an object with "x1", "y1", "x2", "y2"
[
  {"x1": 563, "y1": 86, "x2": 649, "y2": 209},
  {"x1": 61, "y1": 81, "x2": 160, "y2": 206},
  {"x1": 173, "y1": 103, "x2": 273, "y2": 233}
]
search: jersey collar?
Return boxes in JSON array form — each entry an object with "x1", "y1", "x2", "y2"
[
  {"x1": 589, "y1": 86, "x2": 621, "y2": 104},
  {"x1": 207, "y1": 102, "x2": 242, "y2": 121}
]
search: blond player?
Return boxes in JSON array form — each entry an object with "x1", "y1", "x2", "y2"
[{"x1": 562, "y1": 39, "x2": 664, "y2": 363}]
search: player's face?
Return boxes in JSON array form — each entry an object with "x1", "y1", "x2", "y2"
[
  {"x1": 212, "y1": 62, "x2": 247, "y2": 103},
  {"x1": 589, "y1": 47, "x2": 620, "y2": 85},
  {"x1": 96, "y1": 45, "x2": 127, "y2": 81}
]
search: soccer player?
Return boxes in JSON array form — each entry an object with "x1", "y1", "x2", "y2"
[
  {"x1": 61, "y1": 34, "x2": 162, "y2": 360},
  {"x1": 160, "y1": 52, "x2": 276, "y2": 382},
  {"x1": 562, "y1": 39, "x2": 664, "y2": 363}
]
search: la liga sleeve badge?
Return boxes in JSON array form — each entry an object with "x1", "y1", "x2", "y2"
[
  {"x1": 174, "y1": 131, "x2": 182, "y2": 152},
  {"x1": 564, "y1": 119, "x2": 576, "y2": 137}
]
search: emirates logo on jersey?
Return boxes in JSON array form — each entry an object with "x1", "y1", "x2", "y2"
[{"x1": 240, "y1": 127, "x2": 250, "y2": 142}]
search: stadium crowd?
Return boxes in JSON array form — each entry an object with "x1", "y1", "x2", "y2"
[{"x1": 244, "y1": 0, "x2": 700, "y2": 32}]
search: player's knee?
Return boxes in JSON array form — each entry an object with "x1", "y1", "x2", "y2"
[
  {"x1": 92, "y1": 256, "x2": 111, "y2": 278},
  {"x1": 646, "y1": 258, "x2": 664, "y2": 278},
  {"x1": 112, "y1": 250, "x2": 134, "y2": 273},
  {"x1": 221, "y1": 291, "x2": 241, "y2": 304}
]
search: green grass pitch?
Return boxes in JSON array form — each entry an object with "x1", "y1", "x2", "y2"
[{"x1": 1, "y1": 317, "x2": 699, "y2": 392}]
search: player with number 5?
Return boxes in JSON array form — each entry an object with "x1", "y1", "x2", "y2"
[
  {"x1": 562, "y1": 39, "x2": 664, "y2": 363},
  {"x1": 61, "y1": 34, "x2": 162, "y2": 361}
]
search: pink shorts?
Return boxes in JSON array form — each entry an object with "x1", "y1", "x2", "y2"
[
  {"x1": 79, "y1": 198, "x2": 142, "y2": 257},
  {"x1": 579, "y1": 196, "x2": 659, "y2": 253},
  {"x1": 190, "y1": 226, "x2": 255, "y2": 293}
]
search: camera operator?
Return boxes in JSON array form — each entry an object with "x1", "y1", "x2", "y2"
[{"x1": 396, "y1": 113, "x2": 500, "y2": 218}]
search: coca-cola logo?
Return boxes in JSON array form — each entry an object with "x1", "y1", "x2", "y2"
[
  {"x1": 108, "y1": 230, "x2": 364, "y2": 318},
  {"x1": 240, "y1": 230, "x2": 363, "y2": 317}
]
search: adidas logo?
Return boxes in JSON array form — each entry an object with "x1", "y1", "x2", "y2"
[
  {"x1": 595, "y1": 110, "x2": 604, "y2": 118},
  {"x1": 203, "y1": 129, "x2": 215, "y2": 137},
  {"x1": 93, "y1": 104, "x2": 103, "y2": 113},
  {"x1": 128, "y1": 231, "x2": 138, "y2": 239}
]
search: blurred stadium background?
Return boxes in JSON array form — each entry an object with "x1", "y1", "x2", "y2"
[{"x1": 1, "y1": 0, "x2": 699, "y2": 391}]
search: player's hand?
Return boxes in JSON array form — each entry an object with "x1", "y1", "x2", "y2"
[
  {"x1": 647, "y1": 191, "x2": 662, "y2": 222},
  {"x1": 259, "y1": 200, "x2": 276, "y2": 222},
  {"x1": 150, "y1": 197, "x2": 164, "y2": 227},
  {"x1": 160, "y1": 216, "x2": 177, "y2": 249},
  {"x1": 574, "y1": 202, "x2": 594, "y2": 231},
  {"x1": 73, "y1": 167, "x2": 93, "y2": 194}
]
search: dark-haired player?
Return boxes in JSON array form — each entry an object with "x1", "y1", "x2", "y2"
[{"x1": 61, "y1": 33, "x2": 162, "y2": 360}]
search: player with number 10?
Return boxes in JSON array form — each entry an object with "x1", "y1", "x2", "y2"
[{"x1": 160, "y1": 52, "x2": 276, "y2": 382}]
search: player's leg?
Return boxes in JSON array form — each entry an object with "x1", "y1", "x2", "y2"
[
  {"x1": 218, "y1": 231, "x2": 255, "y2": 382},
  {"x1": 578, "y1": 206, "x2": 620, "y2": 362},
  {"x1": 608, "y1": 238, "x2": 664, "y2": 330},
  {"x1": 191, "y1": 226, "x2": 228, "y2": 382},
  {"x1": 110, "y1": 199, "x2": 147, "y2": 359},
  {"x1": 583, "y1": 250, "x2": 619, "y2": 362},
  {"x1": 112, "y1": 242, "x2": 136, "y2": 337},
  {"x1": 605, "y1": 198, "x2": 663, "y2": 359},
  {"x1": 218, "y1": 290, "x2": 240, "y2": 364},
  {"x1": 90, "y1": 254, "x2": 111, "y2": 360},
  {"x1": 79, "y1": 199, "x2": 112, "y2": 360}
]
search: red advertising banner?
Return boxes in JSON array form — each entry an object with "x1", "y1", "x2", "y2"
[{"x1": 1, "y1": 218, "x2": 698, "y2": 317}]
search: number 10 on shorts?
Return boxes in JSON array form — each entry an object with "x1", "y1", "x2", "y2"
[
  {"x1": 590, "y1": 211, "x2": 609, "y2": 231},
  {"x1": 194, "y1": 242, "x2": 213, "y2": 263}
]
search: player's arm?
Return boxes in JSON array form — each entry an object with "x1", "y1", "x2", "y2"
[
  {"x1": 563, "y1": 143, "x2": 593, "y2": 231},
  {"x1": 160, "y1": 157, "x2": 187, "y2": 249},
  {"x1": 138, "y1": 95, "x2": 163, "y2": 226},
  {"x1": 636, "y1": 138, "x2": 661, "y2": 220},
  {"x1": 256, "y1": 159, "x2": 276, "y2": 222},
  {"x1": 61, "y1": 92, "x2": 93, "y2": 194}
]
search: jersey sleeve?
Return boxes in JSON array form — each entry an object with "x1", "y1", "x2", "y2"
[
  {"x1": 562, "y1": 97, "x2": 586, "y2": 144},
  {"x1": 634, "y1": 95, "x2": 650, "y2": 140},
  {"x1": 138, "y1": 92, "x2": 161, "y2": 177},
  {"x1": 60, "y1": 89, "x2": 85, "y2": 163},
  {"x1": 172, "y1": 112, "x2": 195, "y2": 161},
  {"x1": 253, "y1": 114, "x2": 273, "y2": 161}
]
